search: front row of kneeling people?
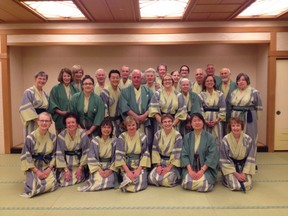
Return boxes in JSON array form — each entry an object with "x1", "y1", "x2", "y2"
[{"x1": 20, "y1": 111, "x2": 255, "y2": 197}]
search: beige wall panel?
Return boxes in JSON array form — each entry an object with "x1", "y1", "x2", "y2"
[
  {"x1": 277, "y1": 32, "x2": 288, "y2": 51},
  {"x1": 10, "y1": 44, "x2": 267, "y2": 146},
  {"x1": 7, "y1": 33, "x2": 270, "y2": 45}
]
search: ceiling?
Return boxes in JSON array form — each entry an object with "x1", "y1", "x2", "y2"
[{"x1": 1, "y1": 0, "x2": 288, "y2": 24}]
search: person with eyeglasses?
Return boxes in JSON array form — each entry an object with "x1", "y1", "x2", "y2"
[
  {"x1": 148, "y1": 114, "x2": 182, "y2": 187},
  {"x1": 20, "y1": 112, "x2": 58, "y2": 198},
  {"x1": 56, "y1": 112, "x2": 90, "y2": 187},
  {"x1": 48, "y1": 68, "x2": 79, "y2": 134},
  {"x1": 149, "y1": 73, "x2": 187, "y2": 132},
  {"x1": 179, "y1": 65, "x2": 193, "y2": 88},
  {"x1": 69, "y1": 75, "x2": 105, "y2": 138},
  {"x1": 19, "y1": 71, "x2": 49, "y2": 139}
]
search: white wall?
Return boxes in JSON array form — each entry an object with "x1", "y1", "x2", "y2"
[{"x1": 10, "y1": 43, "x2": 268, "y2": 146}]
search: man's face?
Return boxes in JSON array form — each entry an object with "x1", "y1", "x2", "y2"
[{"x1": 131, "y1": 71, "x2": 142, "y2": 88}]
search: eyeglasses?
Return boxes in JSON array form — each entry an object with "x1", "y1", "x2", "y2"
[
  {"x1": 82, "y1": 83, "x2": 93, "y2": 86},
  {"x1": 163, "y1": 79, "x2": 173, "y2": 82},
  {"x1": 39, "y1": 120, "x2": 51, "y2": 123}
]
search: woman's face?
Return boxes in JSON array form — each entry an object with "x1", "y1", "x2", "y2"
[
  {"x1": 126, "y1": 120, "x2": 137, "y2": 134},
  {"x1": 231, "y1": 122, "x2": 242, "y2": 137},
  {"x1": 180, "y1": 67, "x2": 189, "y2": 78},
  {"x1": 145, "y1": 71, "x2": 155, "y2": 84},
  {"x1": 172, "y1": 71, "x2": 180, "y2": 83},
  {"x1": 163, "y1": 75, "x2": 173, "y2": 89},
  {"x1": 109, "y1": 73, "x2": 120, "y2": 88},
  {"x1": 237, "y1": 76, "x2": 248, "y2": 90},
  {"x1": 101, "y1": 124, "x2": 112, "y2": 137},
  {"x1": 66, "y1": 117, "x2": 78, "y2": 133},
  {"x1": 35, "y1": 75, "x2": 47, "y2": 89},
  {"x1": 181, "y1": 80, "x2": 190, "y2": 94},
  {"x1": 205, "y1": 76, "x2": 215, "y2": 89},
  {"x1": 37, "y1": 114, "x2": 52, "y2": 131},
  {"x1": 162, "y1": 117, "x2": 173, "y2": 131},
  {"x1": 191, "y1": 116, "x2": 204, "y2": 131},
  {"x1": 74, "y1": 70, "x2": 83, "y2": 82},
  {"x1": 82, "y1": 78, "x2": 94, "y2": 93},
  {"x1": 63, "y1": 72, "x2": 72, "y2": 85}
]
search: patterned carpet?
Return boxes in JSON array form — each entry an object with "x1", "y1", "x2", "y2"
[{"x1": 1, "y1": 152, "x2": 288, "y2": 216}]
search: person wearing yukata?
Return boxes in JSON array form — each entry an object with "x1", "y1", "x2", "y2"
[
  {"x1": 115, "y1": 116, "x2": 151, "y2": 192},
  {"x1": 48, "y1": 68, "x2": 79, "y2": 134},
  {"x1": 155, "y1": 64, "x2": 167, "y2": 89},
  {"x1": 119, "y1": 65, "x2": 132, "y2": 90},
  {"x1": 144, "y1": 67, "x2": 158, "y2": 92},
  {"x1": 119, "y1": 69, "x2": 154, "y2": 150},
  {"x1": 179, "y1": 78, "x2": 202, "y2": 136},
  {"x1": 229, "y1": 73, "x2": 262, "y2": 155},
  {"x1": 218, "y1": 67, "x2": 237, "y2": 136},
  {"x1": 149, "y1": 73, "x2": 187, "y2": 132},
  {"x1": 20, "y1": 112, "x2": 58, "y2": 198},
  {"x1": 94, "y1": 68, "x2": 108, "y2": 95},
  {"x1": 69, "y1": 75, "x2": 105, "y2": 138},
  {"x1": 220, "y1": 117, "x2": 256, "y2": 192},
  {"x1": 191, "y1": 68, "x2": 206, "y2": 94},
  {"x1": 19, "y1": 71, "x2": 49, "y2": 138},
  {"x1": 79, "y1": 118, "x2": 119, "y2": 191},
  {"x1": 148, "y1": 114, "x2": 182, "y2": 187},
  {"x1": 205, "y1": 63, "x2": 222, "y2": 88},
  {"x1": 100, "y1": 69, "x2": 122, "y2": 137},
  {"x1": 181, "y1": 113, "x2": 218, "y2": 192},
  {"x1": 171, "y1": 70, "x2": 181, "y2": 92},
  {"x1": 71, "y1": 64, "x2": 84, "y2": 91},
  {"x1": 198, "y1": 75, "x2": 226, "y2": 150},
  {"x1": 179, "y1": 65, "x2": 193, "y2": 88},
  {"x1": 56, "y1": 112, "x2": 90, "y2": 187}
]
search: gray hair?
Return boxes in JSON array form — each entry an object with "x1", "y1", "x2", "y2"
[
  {"x1": 144, "y1": 68, "x2": 156, "y2": 76},
  {"x1": 34, "y1": 71, "x2": 48, "y2": 80},
  {"x1": 180, "y1": 78, "x2": 190, "y2": 87},
  {"x1": 131, "y1": 69, "x2": 143, "y2": 78},
  {"x1": 71, "y1": 65, "x2": 84, "y2": 74}
]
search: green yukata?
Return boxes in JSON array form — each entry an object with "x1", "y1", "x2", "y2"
[
  {"x1": 79, "y1": 136, "x2": 118, "y2": 191},
  {"x1": 220, "y1": 132, "x2": 256, "y2": 191},
  {"x1": 115, "y1": 131, "x2": 151, "y2": 192},
  {"x1": 48, "y1": 83, "x2": 79, "y2": 132},
  {"x1": 56, "y1": 128, "x2": 90, "y2": 187},
  {"x1": 69, "y1": 92, "x2": 105, "y2": 137},
  {"x1": 181, "y1": 130, "x2": 218, "y2": 192},
  {"x1": 19, "y1": 86, "x2": 49, "y2": 137},
  {"x1": 148, "y1": 128, "x2": 182, "y2": 187},
  {"x1": 20, "y1": 129, "x2": 58, "y2": 197}
]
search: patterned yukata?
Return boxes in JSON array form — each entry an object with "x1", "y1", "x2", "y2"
[
  {"x1": 199, "y1": 89, "x2": 226, "y2": 150},
  {"x1": 20, "y1": 129, "x2": 58, "y2": 197},
  {"x1": 148, "y1": 128, "x2": 182, "y2": 187},
  {"x1": 79, "y1": 136, "x2": 118, "y2": 191},
  {"x1": 48, "y1": 83, "x2": 79, "y2": 133},
  {"x1": 220, "y1": 132, "x2": 256, "y2": 191},
  {"x1": 181, "y1": 130, "x2": 218, "y2": 192},
  {"x1": 69, "y1": 92, "x2": 105, "y2": 137},
  {"x1": 119, "y1": 79, "x2": 132, "y2": 90},
  {"x1": 115, "y1": 131, "x2": 151, "y2": 192},
  {"x1": 19, "y1": 86, "x2": 49, "y2": 137},
  {"x1": 229, "y1": 86, "x2": 262, "y2": 149},
  {"x1": 100, "y1": 84, "x2": 122, "y2": 137},
  {"x1": 191, "y1": 81, "x2": 203, "y2": 94},
  {"x1": 149, "y1": 88, "x2": 187, "y2": 131},
  {"x1": 56, "y1": 128, "x2": 90, "y2": 187}
]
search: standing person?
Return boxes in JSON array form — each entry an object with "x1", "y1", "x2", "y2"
[
  {"x1": 69, "y1": 75, "x2": 105, "y2": 137},
  {"x1": 48, "y1": 68, "x2": 79, "y2": 133},
  {"x1": 19, "y1": 71, "x2": 49, "y2": 138},
  {"x1": 155, "y1": 64, "x2": 167, "y2": 89},
  {"x1": 220, "y1": 117, "x2": 256, "y2": 192},
  {"x1": 94, "y1": 68, "x2": 107, "y2": 95},
  {"x1": 115, "y1": 116, "x2": 151, "y2": 192},
  {"x1": 179, "y1": 65, "x2": 193, "y2": 87},
  {"x1": 199, "y1": 75, "x2": 226, "y2": 149},
  {"x1": 71, "y1": 65, "x2": 84, "y2": 91},
  {"x1": 119, "y1": 65, "x2": 132, "y2": 90},
  {"x1": 149, "y1": 73, "x2": 187, "y2": 131},
  {"x1": 218, "y1": 67, "x2": 237, "y2": 135},
  {"x1": 205, "y1": 64, "x2": 222, "y2": 88},
  {"x1": 148, "y1": 114, "x2": 182, "y2": 187},
  {"x1": 56, "y1": 113, "x2": 90, "y2": 187},
  {"x1": 179, "y1": 78, "x2": 201, "y2": 135},
  {"x1": 79, "y1": 118, "x2": 118, "y2": 191},
  {"x1": 181, "y1": 113, "x2": 218, "y2": 192},
  {"x1": 100, "y1": 69, "x2": 122, "y2": 137},
  {"x1": 171, "y1": 70, "x2": 181, "y2": 92},
  {"x1": 144, "y1": 67, "x2": 158, "y2": 92},
  {"x1": 229, "y1": 73, "x2": 262, "y2": 151},
  {"x1": 191, "y1": 68, "x2": 206, "y2": 94},
  {"x1": 119, "y1": 69, "x2": 154, "y2": 147},
  {"x1": 20, "y1": 112, "x2": 58, "y2": 198}
]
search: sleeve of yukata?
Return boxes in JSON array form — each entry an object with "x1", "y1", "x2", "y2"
[
  {"x1": 181, "y1": 134, "x2": 191, "y2": 168},
  {"x1": 87, "y1": 137, "x2": 101, "y2": 173},
  {"x1": 242, "y1": 134, "x2": 256, "y2": 175},
  {"x1": 151, "y1": 131, "x2": 161, "y2": 165},
  {"x1": 218, "y1": 92, "x2": 226, "y2": 121},
  {"x1": 175, "y1": 92, "x2": 187, "y2": 120},
  {"x1": 55, "y1": 132, "x2": 67, "y2": 168},
  {"x1": 169, "y1": 132, "x2": 183, "y2": 167},
  {"x1": 19, "y1": 89, "x2": 38, "y2": 124},
  {"x1": 100, "y1": 89, "x2": 110, "y2": 117},
  {"x1": 114, "y1": 135, "x2": 126, "y2": 168},
  {"x1": 203, "y1": 132, "x2": 218, "y2": 170},
  {"x1": 219, "y1": 136, "x2": 236, "y2": 175},
  {"x1": 148, "y1": 91, "x2": 161, "y2": 118},
  {"x1": 79, "y1": 131, "x2": 90, "y2": 167},
  {"x1": 139, "y1": 133, "x2": 151, "y2": 168},
  {"x1": 20, "y1": 134, "x2": 35, "y2": 171}
]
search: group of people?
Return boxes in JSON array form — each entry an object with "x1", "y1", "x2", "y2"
[{"x1": 19, "y1": 63, "x2": 262, "y2": 197}]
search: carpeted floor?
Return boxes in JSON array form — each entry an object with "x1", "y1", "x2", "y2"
[{"x1": 1, "y1": 152, "x2": 288, "y2": 216}]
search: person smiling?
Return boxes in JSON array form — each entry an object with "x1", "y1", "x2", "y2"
[{"x1": 220, "y1": 117, "x2": 256, "y2": 192}]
